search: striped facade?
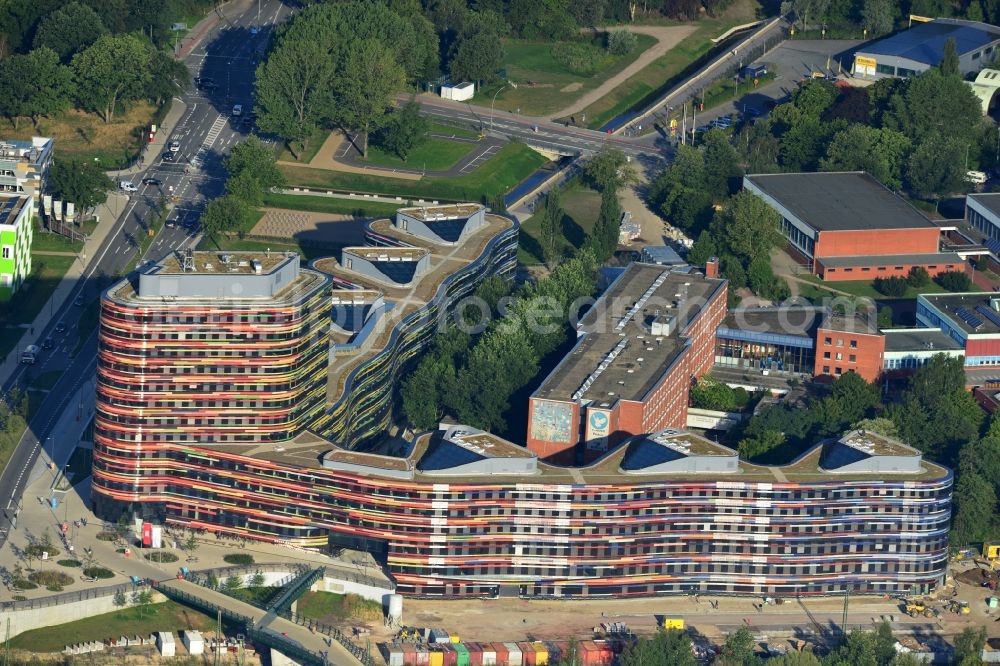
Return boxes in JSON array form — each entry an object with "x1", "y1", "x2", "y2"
[{"x1": 91, "y1": 427, "x2": 951, "y2": 599}]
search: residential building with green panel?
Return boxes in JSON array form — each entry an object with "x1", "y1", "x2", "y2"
[{"x1": 0, "y1": 195, "x2": 33, "y2": 301}]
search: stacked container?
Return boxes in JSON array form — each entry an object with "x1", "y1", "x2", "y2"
[
  {"x1": 492, "y1": 643, "x2": 509, "y2": 666},
  {"x1": 429, "y1": 648, "x2": 444, "y2": 666},
  {"x1": 454, "y1": 643, "x2": 470, "y2": 666},
  {"x1": 468, "y1": 643, "x2": 484, "y2": 666},
  {"x1": 416, "y1": 645, "x2": 430, "y2": 666},
  {"x1": 530, "y1": 642, "x2": 549, "y2": 666},
  {"x1": 481, "y1": 642, "x2": 497, "y2": 666},
  {"x1": 504, "y1": 642, "x2": 523, "y2": 666},
  {"x1": 382, "y1": 644, "x2": 405, "y2": 666},
  {"x1": 519, "y1": 643, "x2": 536, "y2": 666},
  {"x1": 442, "y1": 644, "x2": 457, "y2": 666},
  {"x1": 579, "y1": 641, "x2": 614, "y2": 666}
]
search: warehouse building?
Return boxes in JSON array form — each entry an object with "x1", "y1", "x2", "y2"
[
  {"x1": 526, "y1": 263, "x2": 727, "y2": 463},
  {"x1": 853, "y1": 18, "x2": 1000, "y2": 79},
  {"x1": 744, "y1": 172, "x2": 966, "y2": 281}
]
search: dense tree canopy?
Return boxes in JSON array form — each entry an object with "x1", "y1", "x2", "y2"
[{"x1": 71, "y1": 33, "x2": 151, "y2": 122}]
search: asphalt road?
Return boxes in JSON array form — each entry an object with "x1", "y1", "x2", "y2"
[{"x1": 0, "y1": 0, "x2": 295, "y2": 548}]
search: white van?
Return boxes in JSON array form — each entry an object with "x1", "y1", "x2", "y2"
[
  {"x1": 967, "y1": 170, "x2": 988, "y2": 185},
  {"x1": 119, "y1": 181, "x2": 138, "y2": 192},
  {"x1": 232, "y1": 104, "x2": 242, "y2": 116},
  {"x1": 20, "y1": 345, "x2": 39, "y2": 364}
]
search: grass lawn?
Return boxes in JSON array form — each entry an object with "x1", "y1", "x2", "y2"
[
  {"x1": 477, "y1": 33, "x2": 658, "y2": 117},
  {"x1": 429, "y1": 122, "x2": 480, "y2": 139},
  {"x1": 199, "y1": 236, "x2": 336, "y2": 262},
  {"x1": 797, "y1": 274, "x2": 949, "y2": 301},
  {"x1": 10, "y1": 601, "x2": 216, "y2": 653},
  {"x1": 0, "y1": 254, "x2": 76, "y2": 362},
  {"x1": 277, "y1": 126, "x2": 329, "y2": 164},
  {"x1": 577, "y1": 17, "x2": 752, "y2": 130},
  {"x1": 518, "y1": 181, "x2": 601, "y2": 265},
  {"x1": 32, "y1": 221, "x2": 83, "y2": 254},
  {"x1": 296, "y1": 591, "x2": 383, "y2": 623},
  {"x1": 359, "y1": 137, "x2": 473, "y2": 172},
  {"x1": 0, "y1": 103, "x2": 156, "y2": 164},
  {"x1": 279, "y1": 142, "x2": 547, "y2": 202},
  {"x1": 262, "y1": 192, "x2": 403, "y2": 218}
]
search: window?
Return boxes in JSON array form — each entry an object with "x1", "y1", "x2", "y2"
[
  {"x1": 835, "y1": 352, "x2": 843, "y2": 361},
  {"x1": 836, "y1": 339, "x2": 844, "y2": 347},
  {"x1": 973, "y1": 51, "x2": 981, "y2": 60},
  {"x1": 823, "y1": 352, "x2": 831, "y2": 359},
  {"x1": 0, "y1": 273, "x2": 10, "y2": 287},
  {"x1": 897, "y1": 67, "x2": 918, "y2": 77},
  {"x1": 861, "y1": 267, "x2": 870, "y2": 272},
  {"x1": 876, "y1": 63, "x2": 896, "y2": 76},
  {"x1": 849, "y1": 354, "x2": 856, "y2": 363},
  {"x1": 835, "y1": 366, "x2": 843, "y2": 374},
  {"x1": 823, "y1": 365, "x2": 830, "y2": 373},
  {"x1": 850, "y1": 340, "x2": 858, "y2": 348},
  {"x1": 824, "y1": 337, "x2": 832, "y2": 345}
]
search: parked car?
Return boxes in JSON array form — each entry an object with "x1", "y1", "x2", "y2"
[{"x1": 232, "y1": 104, "x2": 243, "y2": 116}]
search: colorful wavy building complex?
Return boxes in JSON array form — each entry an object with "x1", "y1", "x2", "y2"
[{"x1": 92, "y1": 204, "x2": 951, "y2": 599}]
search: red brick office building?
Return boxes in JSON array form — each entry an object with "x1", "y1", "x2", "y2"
[
  {"x1": 743, "y1": 172, "x2": 967, "y2": 282},
  {"x1": 813, "y1": 312, "x2": 886, "y2": 382},
  {"x1": 527, "y1": 264, "x2": 727, "y2": 464}
]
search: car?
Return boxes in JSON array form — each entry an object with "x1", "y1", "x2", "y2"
[
  {"x1": 55, "y1": 321, "x2": 67, "y2": 334},
  {"x1": 41, "y1": 337, "x2": 54, "y2": 350},
  {"x1": 142, "y1": 177, "x2": 161, "y2": 186},
  {"x1": 119, "y1": 181, "x2": 138, "y2": 192},
  {"x1": 169, "y1": 141, "x2": 180, "y2": 152},
  {"x1": 232, "y1": 104, "x2": 243, "y2": 116},
  {"x1": 196, "y1": 76, "x2": 214, "y2": 87},
  {"x1": 166, "y1": 218, "x2": 177, "y2": 229},
  {"x1": 250, "y1": 26, "x2": 259, "y2": 35},
  {"x1": 162, "y1": 152, "x2": 175, "y2": 162},
  {"x1": 532, "y1": 125, "x2": 539, "y2": 132}
]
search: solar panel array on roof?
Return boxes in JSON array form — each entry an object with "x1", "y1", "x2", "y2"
[
  {"x1": 373, "y1": 260, "x2": 419, "y2": 285},
  {"x1": 819, "y1": 441, "x2": 871, "y2": 470},
  {"x1": 417, "y1": 438, "x2": 487, "y2": 471},
  {"x1": 426, "y1": 219, "x2": 467, "y2": 243},
  {"x1": 956, "y1": 307, "x2": 984, "y2": 329},
  {"x1": 976, "y1": 304, "x2": 1000, "y2": 329},
  {"x1": 620, "y1": 438, "x2": 685, "y2": 471},
  {"x1": 860, "y1": 20, "x2": 1000, "y2": 66}
]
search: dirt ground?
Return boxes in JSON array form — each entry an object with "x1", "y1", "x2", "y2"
[
  {"x1": 251, "y1": 207, "x2": 368, "y2": 245},
  {"x1": 551, "y1": 25, "x2": 698, "y2": 120},
  {"x1": 0, "y1": 103, "x2": 156, "y2": 160}
]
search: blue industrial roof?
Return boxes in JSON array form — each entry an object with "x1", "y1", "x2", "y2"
[{"x1": 860, "y1": 20, "x2": 1000, "y2": 66}]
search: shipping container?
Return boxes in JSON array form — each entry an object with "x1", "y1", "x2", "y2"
[
  {"x1": 451, "y1": 636, "x2": 461, "y2": 644},
  {"x1": 442, "y1": 645, "x2": 457, "y2": 666},
  {"x1": 481, "y1": 642, "x2": 497, "y2": 666},
  {"x1": 401, "y1": 644, "x2": 417, "y2": 666},
  {"x1": 531, "y1": 642, "x2": 549, "y2": 666},
  {"x1": 429, "y1": 650, "x2": 444, "y2": 666},
  {"x1": 519, "y1": 643, "x2": 536, "y2": 666},
  {"x1": 382, "y1": 644, "x2": 405, "y2": 666},
  {"x1": 580, "y1": 641, "x2": 614, "y2": 666},
  {"x1": 468, "y1": 642, "x2": 484, "y2": 666},
  {"x1": 454, "y1": 643, "x2": 470, "y2": 666},
  {"x1": 504, "y1": 643, "x2": 523, "y2": 666},
  {"x1": 492, "y1": 643, "x2": 509, "y2": 666},
  {"x1": 545, "y1": 642, "x2": 566, "y2": 665},
  {"x1": 416, "y1": 646, "x2": 430, "y2": 666}
]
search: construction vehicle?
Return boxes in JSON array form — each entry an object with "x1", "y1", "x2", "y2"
[
  {"x1": 985, "y1": 541, "x2": 1000, "y2": 561},
  {"x1": 946, "y1": 600, "x2": 971, "y2": 615},
  {"x1": 904, "y1": 599, "x2": 935, "y2": 618}
]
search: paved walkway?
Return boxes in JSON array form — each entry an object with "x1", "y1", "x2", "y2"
[{"x1": 550, "y1": 25, "x2": 697, "y2": 121}]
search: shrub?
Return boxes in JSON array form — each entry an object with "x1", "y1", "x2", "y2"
[
  {"x1": 24, "y1": 544, "x2": 59, "y2": 559},
  {"x1": 57, "y1": 559, "x2": 82, "y2": 567},
  {"x1": 28, "y1": 570, "x2": 73, "y2": 587},
  {"x1": 873, "y1": 276, "x2": 907, "y2": 297},
  {"x1": 13, "y1": 580, "x2": 37, "y2": 590},
  {"x1": 551, "y1": 42, "x2": 609, "y2": 76},
  {"x1": 690, "y1": 377, "x2": 750, "y2": 412},
  {"x1": 223, "y1": 553, "x2": 254, "y2": 565},
  {"x1": 906, "y1": 266, "x2": 930, "y2": 288},
  {"x1": 12, "y1": 595, "x2": 26, "y2": 601},
  {"x1": 96, "y1": 532, "x2": 116, "y2": 541},
  {"x1": 83, "y1": 566, "x2": 114, "y2": 579},
  {"x1": 936, "y1": 270, "x2": 972, "y2": 292},
  {"x1": 143, "y1": 552, "x2": 179, "y2": 563},
  {"x1": 606, "y1": 30, "x2": 637, "y2": 55}
]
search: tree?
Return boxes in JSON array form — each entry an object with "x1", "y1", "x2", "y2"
[
  {"x1": 375, "y1": 100, "x2": 430, "y2": 161},
  {"x1": 48, "y1": 158, "x2": 113, "y2": 210},
  {"x1": 205, "y1": 571, "x2": 219, "y2": 590},
  {"x1": 885, "y1": 69, "x2": 983, "y2": 144},
  {"x1": 249, "y1": 570, "x2": 266, "y2": 588},
  {"x1": 792, "y1": 79, "x2": 835, "y2": 117},
  {"x1": 687, "y1": 231, "x2": 719, "y2": 267},
  {"x1": 223, "y1": 574, "x2": 243, "y2": 592},
  {"x1": 539, "y1": 190, "x2": 564, "y2": 265},
  {"x1": 200, "y1": 195, "x2": 251, "y2": 241},
  {"x1": 720, "y1": 626, "x2": 756, "y2": 665},
  {"x1": 606, "y1": 30, "x2": 637, "y2": 55},
  {"x1": 873, "y1": 276, "x2": 907, "y2": 297},
  {"x1": 587, "y1": 188, "x2": 622, "y2": 261},
  {"x1": 449, "y1": 30, "x2": 505, "y2": 86},
  {"x1": 132, "y1": 589, "x2": 153, "y2": 617},
  {"x1": 336, "y1": 40, "x2": 405, "y2": 158},
  {"x1": 954, "y1": 627, "x2": 987, "y2": 664},
  {"x1": 850, "y1": 417, "x2": 899, "y2": 438},
  {"x1": 71, "y1": 34, "x2": 151, "y2": 123},
  {"x1": 952, "y1": 470, "x2": 996, "y2": 545},
  {"x1": 906, "y1": 134, "x2": 966, "y2": 201},
  {"x1": 0, "y1": 49, "x2": 74, "y2": 129},
  {"x1": 226, "y1": 170, "x2": 264, "y2": 207},
  {"x1": 584, "y1": 147, "x2": 636, "y2": 193},
  {"x1": 939, "y1": 37, "x2": 960, "y2": 78},
  {"x1": 825, "y1": 629, "x2": 877, "y2": 666},
  {"x1": 716, "y1": 190, "x2": 781, "y2": 264},
  {"x1": 861, "y1": 0, "x2": 894, "y2": 35},
  {"x1": 571, "y1": 0, "x2": 607, "y2": 27},
  {"x1": 255, "y1": 37, "x2": 336, "y2": 156},
  {"x1": 821, "y1": 125, "x2": 911, "y2": 190},
  {"x1": 144, "y1": 51, "x2": 190, "y2": 106},
  {"x1": 935, "y1": 269, "x2": 972, "y2": 292},
  {"x1": 767, "y1": 653, "x2": 821, "y2": 666},
  {"x1": 702, "y1": 129, "x2": 743, "y2": 199},
  {"x1": 906, "y1": 266, "x2": 930, "y2": 287},
  {"x1": 619, "y1": 629, "x2": 696, "y2": 666},
  {"x1": 225, "y1": 135, "x2": 284, "y2": 190},
  {"x1": 183, "y1": 533, "x2": 199, "y2": 561},
  {"x1": 112, "y1": 588, "x2": 128, "y2": 607},
  {"x1": 739, "y1": 429, "x2": 786, "y2": 460},
  {"x1": 33, "y1": 2, "x2": 107, "y2": 62}
]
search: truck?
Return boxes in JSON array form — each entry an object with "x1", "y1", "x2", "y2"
[{"x1": 20, "y1": 345, "x2": 39, "y2": 364}]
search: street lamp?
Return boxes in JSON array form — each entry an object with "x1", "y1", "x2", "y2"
[{"x1": 489, "y1": 81, "x2": 516, "y2": 133}]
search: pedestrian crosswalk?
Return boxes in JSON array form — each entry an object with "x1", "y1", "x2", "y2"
[{"x1": 190, "y1": 114, "x2": 227, "y2": 169}]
